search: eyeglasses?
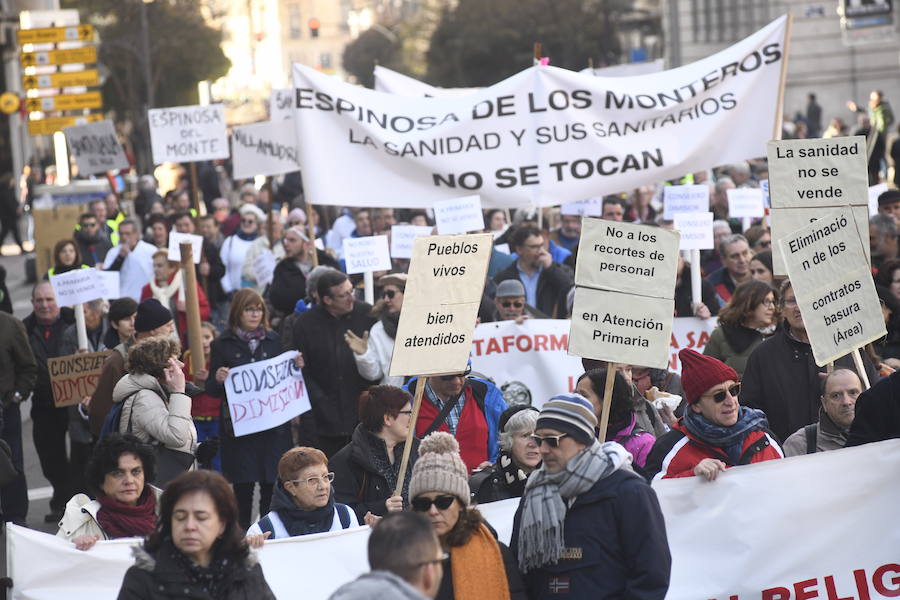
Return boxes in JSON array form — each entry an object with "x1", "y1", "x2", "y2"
[
  {"x1": 287, "y1": 472, "x2": 335, "y2": 488},
  {"x1": 397, "y1": 409, "x2": 413, "y2": 415},
  {"x1": 412, "y1": 495, "x2": 456, "y2": 512},
  {"x1": 241, "y1": 218, "x2": 256, "y2": 225},
  {"x1": 413, "y1": 552, "x2": 450, "y2": 568},
  {"x1": 760, "y1": 299, "x2": 776, "y2": 308},
  {"x1": 530, "y1": 433, "x2": 569, "y2": 448},
  {"x1": 439, "y1": 364, "x2": 471, "y2": 381},
  {"x1": 82, "y1": 222, "x2": 98, "y2": 228},
  {"x1": 501, "y1": 301, "x2": 524, "y2": 308},
  {"x1": 704, "y1": 383, "x2": 741, "y2": 403},
  {"x1": 783, "y1": 297, "x2": 798, "y2": 307},
  {"x1": 243, "y1": 306, "x2": 264, "y2": 314},
  {"x1": 383, "y1": 289, "x2": 398, "y2": 300},
  {"x1": 290, "y1": 220, "x2": 303, "y2": 226},
  {"x1": 757, "y1": 240, "x2": 771, "y2": 249}
]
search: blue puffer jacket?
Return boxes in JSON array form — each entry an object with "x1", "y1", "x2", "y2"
[
  {"x1": 510, "y1": 469, "x2": 671, "y2": 600},
  {"x1": 404, "y1": 376, "x2": 506, "y2": 463}
]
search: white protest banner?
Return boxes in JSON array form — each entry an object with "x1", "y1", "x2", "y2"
[
  {"x1": 673, "y1": 211, "x2": 714, "y2": 250},
  {"x1": 568, "y1": 286, "x2": 674, "y2": 368},
  {"x1": 390, "y1": 224, "x2": 433, "y2": 258},
  {"x1": 342, "y1": 235, "x2": 392, "y2": 274},
  {"x1": 49, "y1": 268, "x2": 109, "y2": 306},
  {"x1": 252, "y1": 249, "x2": 276, "y2": 288},
  {"x1": 433, "y1": 195, "x2": 485, "y2": 234},
  {"x1": 15, "y1": 439, "x2": 900, "y2": 600},
  {"x1": 868, "y1": 182, "x2": 888, "y2": 216},
  {"x1": 769, "y1": 204, "x2": 870, "y2": 275},
  {"x1": 760, "y1": 178, "x2": 770, "y2": 207},
  {"x1": 148, "y1": 104, "x2": 229, "y2": 165},
  {"x1": 778, "y1": 207, "x2": 885, "y2": 366},
  {"x1": 575, "y1": 218, "x2": 680, "y2": 297},
  {"x1": 668, "y1": 317, "x2": 718, "y2": 373},
  {"x1": 726, "y1": 187, "x2": 765, "y2": 218},
  {"x1": 663, "y1": 184, "x2": 709, "y2": 219},
  {"x1": 373, "y1": 65, "x2": 479, "y2": 97},
  {"x1": 167, "y1": 232, "x2": 203, "y2": 264},
  {"x1": 579, "y1": 58, "x2": 665, "y2": 77},
  {"x1": 97, "y1": 271, "x2": 120, "y2": 300},
  {"x1": 231, "y1": 120, "x2": 301, "y2": 179},
  {"x1": 560, "y1": 197, "x2": 603, "y2": 217},
  {"x1": 470, "y1": 319, "x2": 585, "y2": 410},
  {"x1": 293, "y1": 16, "x2": 788, "y2": 209},
  {"x1": 63, "y1": 120, "x2": 128, "y2": 175},
  {"x1": 224, "y1": 350, "x2": 311, "y2": 437},
  {"x1": 269, "y1": 88, "x2": 295, "y2": 120},
  {"x1": 390, "y1": 233, "x2": 492, "y2": 377}
]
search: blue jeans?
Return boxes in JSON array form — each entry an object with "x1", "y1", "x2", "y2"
[{"x1": 194, "y1": 419, "x2": 221, "y2": 472}]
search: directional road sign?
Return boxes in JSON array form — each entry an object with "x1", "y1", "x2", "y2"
[
  {"x1": 22, "y1": 70, "x2": 100, "y2": 90},
  {"x1": 20, "y1": 46, "x2": 97, "y2": 67},
  {"x1": 27, "y1": 114, "x2": 104, "y2": 136},
  {"x1": 17, "y1": 25, "x2": 94, "y2": 45},
  {"x1": 25, "y1": 91, "x2": 102, "y2": 112}
]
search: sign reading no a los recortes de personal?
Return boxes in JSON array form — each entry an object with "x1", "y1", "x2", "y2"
[
  {"x1": 224, "y1": 351, "x2": 311, "y2": 437},
  {"x1": 148, "y1": 104, "x2": 229, "y2": 165},
  {"x1": 779, "y1": 207, "x2": 885, "y2": 365},
  {"x1": 390, "y1": 233, "x2": 492, "y2": 377}
]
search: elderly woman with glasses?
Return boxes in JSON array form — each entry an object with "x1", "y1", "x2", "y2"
[
  {"x1": 344, "y1": 273, "x2": 406, "y2": 386},
  {"x1": 409, "y1": 432, "x2": 525, "y2": 600},
  {"x1": 469, "y1": 406, "x2": 541, "y2": 504},
  {"x1": 704, "y1": 279, "x2": 778, "y2": 377},
  {"x1": 206, "y1": 289, "x2": 300, "y2": 530},
  {"x1": 247, "y1": 446, "x2": 358, "y2": 540}
]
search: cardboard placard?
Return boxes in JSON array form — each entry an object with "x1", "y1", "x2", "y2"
[
  {"x1": 673, "y1": 212, "x2": 714, "y2": 250},
  {"x1": 433, "y1": 195, "x2": 484, "y2": 235},
  {"x1": 560, "y1": 198, "x2": 603, "y2": 217},
  {"x1": 766, "y1": 136, "x2": 868, "y2": 209},
  {"x1": 148, "y1": 104, "x2": 229, "y2": 165},
  {"x1": 252, "y1": 249, "x2": 276, "y2": 288},
  {"x1": 48, "y1": 351, "x2": 113, "y2": 407},
  {"x1": 64, "y1": 120, "x2": 129, "y2": 175},
  {"x1": 575, "y1": 218, "x2": 680, "y2": 298},
  {"x1": 778, "y1": 207, "x2": 886, "y2": 366},
  {"x1": 33, "y1": 205, "x2": 82, "y2": 278},
  {"x1": 231, "y1": 121, "x2": 301, "y2": 179},
  {"x1": 342, "y1": 235, "x2": 392, "y2": 274},
  {"x1": 167, "y1": 232, "x2": 203, "y2": 264},
  {"x1": 390, "y1": 225, "x2": 433, "y2": 259},
  {"x1": 663, "y1": 184, "x2": 709, "y2": 219},
  {"x1": 389, "y1": 233, "x2": 492, "y2": 377},
  {"x1": 269, "y1": 88, "x2": 294, "y2": 121},
  {"x1": 568, "y1": 287, "x2": 673, "y2": 368},
  {"x1": 224, "y1": 351, "x2": 311, "y2": 437},
  {"x1": 726, "y1": 187, "x2": 765, "y2": 218},
  {"x1": 769, "y1": 205, "x2": 870, "y2": 276}
]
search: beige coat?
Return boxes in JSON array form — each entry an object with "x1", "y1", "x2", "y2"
[
  {"x1": 112, "y1": 372, "x2": 197, "y2": 454},
  {"x1": 56, "y1": 487, "x2": 163, "y2": 542}
]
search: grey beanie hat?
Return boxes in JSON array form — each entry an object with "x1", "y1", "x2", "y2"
[{"x1": 409, "y1": 432, "x2": 470, "y2": 506}]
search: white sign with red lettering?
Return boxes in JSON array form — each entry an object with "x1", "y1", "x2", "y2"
[{"x1": 224, "y1": 351, "x2": 310, "y2": 437}]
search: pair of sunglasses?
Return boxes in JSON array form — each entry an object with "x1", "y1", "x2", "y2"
[
  {"x1": 412, "y1": 495, "x2": 455, "y2": 512},
  {"x1": 501, "y1": 301, "x2": 524, "y2": 308},
  {"x1": 383, "y1": 289, "x2": 397, "y2": 299},
  {"x1": 530, "y1": 433, "x2": 568, "y2": 448},
  {"x1": 706, "y1": 383, "x2": 741, "y2": 403},
  {"x1": 439, "y1": 364, "x2": 472, "y2": 381}
]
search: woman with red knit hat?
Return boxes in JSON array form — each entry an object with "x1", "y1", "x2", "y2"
[{"x1": 644, "y1": 348, "x2": 783, "y2": 481}]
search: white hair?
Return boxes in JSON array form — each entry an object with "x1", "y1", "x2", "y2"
[{"x1": 499, "y1": 408, "x2": 539, "y2": 451}]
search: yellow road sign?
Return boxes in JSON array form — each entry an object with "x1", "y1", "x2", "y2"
[
  {"x1": 25, "y1": 91, "x2": 102, "y2": 112},
  {"x1": 27, "y1": 114, "x2": 104, "y2": 136},
  {"x1": 20, "y1": 46, "x2": 97, "y2": 67},
  {"x1": 0, "y1": 93, "x2": 20, "y2": 115},
  {"x1": 22, "y1": 70, "x2": 100, "y2": 90},
  {"x1": 17, "y1": 25, "x2": 94, "y2": 45}
]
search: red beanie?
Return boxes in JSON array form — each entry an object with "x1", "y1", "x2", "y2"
[{"x1": 679, "y1": 348, "x2": 739, "y2": 404}]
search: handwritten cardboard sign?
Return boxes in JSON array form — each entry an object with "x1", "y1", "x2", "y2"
[
  {"x1": 48, "y1": 351, "x2": 112, "y2": 407},
  {"x1": 148, "y1": 104, "x2": 229, "y2": 165}
]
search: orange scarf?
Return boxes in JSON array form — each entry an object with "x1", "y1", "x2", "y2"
[{"x1": 450, "y1": 523, "x2": 511, "y2": 600}]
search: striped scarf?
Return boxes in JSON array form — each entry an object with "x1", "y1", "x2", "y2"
[{"x1": 517, "y1": 441, "x2": 632, "y2": 573}]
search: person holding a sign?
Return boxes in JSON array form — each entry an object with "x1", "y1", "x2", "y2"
[
  {"x1": 206, "y1": 289, "x2": 295, "y2": 529},
  {"x1": 703, "y1": 280, "x2": 778, "y2": 376},
  {"x1": 247, "y1": 446, "x2": 359, "y2": 540},
  {"x1": 140, "y1": 250, "x2": 211, "y2": 347},
  {"x1": 511, "y1": 394, "x2": 670, "y2": 599},
  {"x1": 645, "y1": 349, "x2": 783, "y2": 482},
  {"x1": 345, "y1": 273, "x2": 406, "y2": 387},
  {"x1": 269, "y1": 227, "x2": 340, "y2": 317}
]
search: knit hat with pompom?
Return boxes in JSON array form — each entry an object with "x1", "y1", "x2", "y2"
[{"x1": 409, "y1": 432, "x2": 471, "y2": 506}]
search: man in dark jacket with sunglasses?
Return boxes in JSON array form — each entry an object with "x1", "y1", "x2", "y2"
[
  {"x1": 645, "y1": 349, "x2": 783, "y2": 482},
  {"x1": 489, "y1": 279, "x2": 546, "y2": 323}
]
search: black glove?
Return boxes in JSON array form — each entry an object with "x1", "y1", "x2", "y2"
[{"x1": 196, "y1": 437, "x2": 220, "y2": 469}]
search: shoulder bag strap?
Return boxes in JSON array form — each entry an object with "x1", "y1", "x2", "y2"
[
  {"x1": 804, "y1": 423, "x2": 818, "y2": 455},
  {"x1": 423, "y1": 387, "x2": 461, "y2": 437}
]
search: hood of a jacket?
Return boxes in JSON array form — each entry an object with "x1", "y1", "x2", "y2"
[
  {"x1": 329, "y1": 570, "x2": 427, "y2": 600},
  {"x1": 112, "y1": 372, "x2": 165, "y2": 404}
]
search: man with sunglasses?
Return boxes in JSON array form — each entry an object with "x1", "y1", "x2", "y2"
[
  {"x1": 645, "y1": 348, "x2": 783, "y2": 482},
  {"x1": 74, "y1": 213, "x2": 112, "y2": 267},
  {"x1": 490, "y1": 279, "x2": 545, "y2": 323},
  {"x1": 512, "y1": 393, "x2": 671, "y2": 599}
]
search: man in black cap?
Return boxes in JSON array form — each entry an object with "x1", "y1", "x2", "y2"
[{"x1": 88, "y1": 299, "x2": 174, "y2": 438}]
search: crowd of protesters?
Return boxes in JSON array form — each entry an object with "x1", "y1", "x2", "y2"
[{"x1": 0, "y1": 91, "x2": 899, "y2": 599}]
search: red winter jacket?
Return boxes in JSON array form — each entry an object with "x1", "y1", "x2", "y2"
[{"x1": 644, "y1": 419, "x2": 783, "y2": 481}]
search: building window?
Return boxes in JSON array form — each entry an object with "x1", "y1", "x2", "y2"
[{"x1": 289, "y1": 4, "x2": 301, "y2": 39}]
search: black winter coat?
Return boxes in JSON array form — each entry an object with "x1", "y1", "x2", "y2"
[
  {"x1": 331, "y1": 424, "x2": 419, "y2": 521},
  {"x1": 268, "y1": 250, "x2": 340, "y2": 316},
  {"x1": 23, "y1": 310, "x2": 75, "y2": 409},
  {"x1": 201, "y1": 239, "x2": 227, "y2": 305},
  {"x1": 846, "y1": 369, "x2": 900, "y2": 446},
  {"x1": 741, "y1": 325, "x2": 877, "y2": 442},
  {"x1": 493, "y1": 261, "x2": 573, "y2": 319},
  {"x1": 206, "y1": 329, "x2": 293, "y2": 483},
  {"x1": 117, "y1": 542, "x2": 275, "y2": 600},
  {"x1": 510, "y1": 469, "x2": 671, "y2": 600},
  {"x1": 469, "y1": 451, "x2": 529, "y2": 504},
  {"x1": 291, "y1": 302, "x2": 376, "y2": 438}
]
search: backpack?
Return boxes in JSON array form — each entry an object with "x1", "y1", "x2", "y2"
[
  {"x1": 256, "y1": 503, "x2": 352, "y2": 538},
  {"x1": 98, "y1": 399, "x2": 127, "y2": 441}
]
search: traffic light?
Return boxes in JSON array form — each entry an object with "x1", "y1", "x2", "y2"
[{"x1": 309, "y1": 17, "x2": 320, "y2": 38}]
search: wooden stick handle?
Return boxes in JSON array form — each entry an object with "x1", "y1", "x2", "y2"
[
  {"x1": 394, "y1": 376, "x2": 427, "y2": 497},
  {"x1": 597, "y1": 364, "x2": 616, "y2": 442},
  {"x1": 852, "y1": 348, "x2": 870, "y2": 390},
  {"x1": 179, "y1": 242, "x2": 205, "y2": 378},
  {"x1": 305, "y1": 201, "x2": 318, "y2": 268}
]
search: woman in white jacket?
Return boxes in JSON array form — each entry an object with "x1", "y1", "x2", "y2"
[
  {"x1": 112, "y1": 336, "x2": 197, "y2": 485},
  {"x1": 344, "y1": 273, "x2": 406, "y2": 386},
  {"x1": 57, "y1": 434, "x2": 161, "y2": 551}
]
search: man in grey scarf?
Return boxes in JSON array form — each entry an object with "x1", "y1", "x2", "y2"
[{"x1": 510, "y1": 393, "x2": 671, "y2": 599}]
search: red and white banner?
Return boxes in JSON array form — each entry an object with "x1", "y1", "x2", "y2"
[{"x1": 667, "y1": 316, "x2": 717, "y2": 373}]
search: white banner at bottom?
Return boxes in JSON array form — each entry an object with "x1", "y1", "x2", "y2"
[{"x1": 9, "y1": 441, "x2": 900, "y2": 599}]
